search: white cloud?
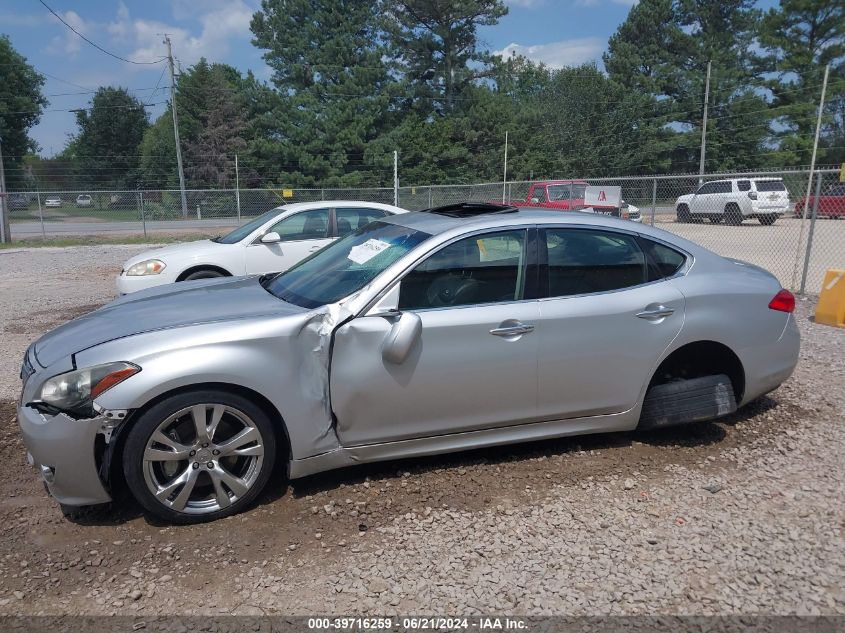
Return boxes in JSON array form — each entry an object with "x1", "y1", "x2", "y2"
[
  {"x1": 46, "y1": 10, "x2": 88, "y2": 56},
  {"x1": 496, "y1": 38, "x2": 605, "y2": 68},
  {"x1": 120, "y1": 1, "x2": 254, "y2": 68}
]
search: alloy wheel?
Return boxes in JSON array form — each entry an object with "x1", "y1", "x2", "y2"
[{"x1": 141, "y1": 403, "x2": 265, "y2": 515}]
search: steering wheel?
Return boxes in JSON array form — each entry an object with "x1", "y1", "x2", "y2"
[{"x1": 425, "y1": 274, "x2": 480, "y2": 307}]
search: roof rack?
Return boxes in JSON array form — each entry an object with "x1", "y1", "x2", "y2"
[{"x1": 422, "y1": 202, "x2": 519, "y2": 218}]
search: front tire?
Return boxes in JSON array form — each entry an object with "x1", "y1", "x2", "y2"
[
  {"x1": 182, "y1": 269, "x2": 225, "y2": 281},
  {"x1": 677, "y1": 204, "x2": 691, "y2": 223},
  {"x1": 123, "y1": 390, "x2": 277, "y2": 524}
]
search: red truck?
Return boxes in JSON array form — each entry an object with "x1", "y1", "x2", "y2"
[
  {"x1": 500, "y1": 180, "x2": 642, "y2": 222},
  {"x1": 794, "y1": 183, "x2": 845, "y2": 218}
]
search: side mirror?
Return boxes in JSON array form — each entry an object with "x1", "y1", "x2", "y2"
[
  {"x1": 530, "y1": 197, "x2": 539, "y2": 204},
  {"x1": 381, "y1": 312, "x2": 422, "y2": 364},
  {"x1": 261, "y1": 231, "x2": 281, "y2": 244},
  {"x1": 621, "y1": 201, "x2": 629, "y2": 209}
]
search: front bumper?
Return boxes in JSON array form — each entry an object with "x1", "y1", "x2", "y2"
[
  {"x1": 17, "y1": 403, "x2": 113, "y2": 506},
  {"x1": 116, "y1": 272, "x2": 172, "y2": 295}
]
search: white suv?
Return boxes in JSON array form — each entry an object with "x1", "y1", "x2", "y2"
[{"x1": 675, "y1": 178, "x2": 790, "y2": 225}]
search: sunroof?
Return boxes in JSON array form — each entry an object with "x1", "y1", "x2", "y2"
[{"x1": 422, "y1": 202, "x2": 519, "y2": 218}]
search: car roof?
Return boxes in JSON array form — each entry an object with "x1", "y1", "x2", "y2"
[
  {"x1": 384, "y1": 207, "x2": 704, "y2": 252},
  {"x1": 272, "y1": 200, "x2": 407, "y2": 213}
]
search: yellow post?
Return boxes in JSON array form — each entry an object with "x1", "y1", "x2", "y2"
[{"x1": 815, "y1": 269, "x2": 845, "y2": 328}]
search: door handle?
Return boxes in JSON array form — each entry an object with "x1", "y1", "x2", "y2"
[
  {"x1": 490, "y1": 322, "x2": 535, "y2": 337},
  {"x1": 636, "y1": 305, "x2": 675, "y2": 320}
]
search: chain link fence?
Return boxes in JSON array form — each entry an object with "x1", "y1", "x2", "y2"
[{"x1": 6, "y1": 168, "x2": 843, "y2": 293}]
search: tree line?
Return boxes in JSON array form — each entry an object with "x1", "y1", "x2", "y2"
[{"x1": 2, "y1": 0, "x2": 844, "y2": 192}]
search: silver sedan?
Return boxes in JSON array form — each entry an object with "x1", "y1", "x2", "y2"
[{"x1": 18, "y1": 204, "x2": 800, "y2": 523}]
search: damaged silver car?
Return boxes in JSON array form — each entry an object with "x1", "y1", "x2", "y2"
[{"x1": 18, "y1": 203, "x2": 800, "y2": 523}]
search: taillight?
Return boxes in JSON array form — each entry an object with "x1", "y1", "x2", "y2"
[{"x1": 769, "y1": 289, "x2": 795, "y2": 313}]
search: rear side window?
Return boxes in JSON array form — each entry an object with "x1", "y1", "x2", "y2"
[
  {"x1": 755, "y1": 180, "x2": 786, "y2": 192},
  {"x1": 737, "y1": 180, "x2": 751, "y2": 192},
  {"x1": 335, "y1": 208, "x2": 390, "y2": 237},
  {"x1": 543, "y1": 229, "x2": 647, "y2": 297},
  {"x1": 639, "y1": 238, "x2": 686, "y2": 281}
]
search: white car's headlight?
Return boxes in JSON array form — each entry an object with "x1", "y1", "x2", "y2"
[
  {"x1": 34, "y1": 362, "x2": 140, "y2": 417},
  {"x1": 125, "y1": 259, "x2": 166, "y2": 276}
]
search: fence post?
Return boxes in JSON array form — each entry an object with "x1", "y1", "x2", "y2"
[
  {"x1": 428, "y1": 186, "x2": 433, "y2": 208},
  {"x1": 235, "y1": 155, "x2": 241, "y2": 223},
  {"x1": 650, "y1": 178, "x2": 657, "y2": 226},
  {"x1": 799, "y1": 171, "x2": 823, "y2": 295},
  {"x1": 36, "y1": 191, "x2": 45, "y2": 238},
  {"x1": 140, "y1": 191, "x2": 147, "y2": 239}
]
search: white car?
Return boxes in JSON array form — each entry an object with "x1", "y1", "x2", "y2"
[
  {"x1": 117, "y1": 201, "x2": 407, "y2": 294},
  {"x1": 675, "y1": 178, "x2": 790, "y2": 225},
  {"x1": 44, "y1": 196, "x2": 62, "y2": 208},
  {"x1": 76, "y1": 194, "x2": 92, "y2": 207}
]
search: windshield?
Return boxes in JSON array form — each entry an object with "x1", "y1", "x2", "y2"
[
  {"x1": 216, "y1": 208, "x2": 283, "y2": 244},
  {"x1": 548, "y1": 184, "x2": 587, "y2": 201},
  {"x1": 265, "y1": 221, "x2": 431, "y2": 308}
]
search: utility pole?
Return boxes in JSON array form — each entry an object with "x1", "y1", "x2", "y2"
[
  {"x1": 502, "y1": 131, "x2": 509, "y2": 203},
  {"x1": 698, "y1": 60, "x2": 711, "y2": 185},
  {"x1": 164, "y1": 34, "x2": 188, "y2": 219},
  {"x1": 791, "y1": 63, "x2": 830, "y2": 292},
  {"x1": 393, "y1": 150, "x2": 399, "y2": 207},
  {"x1": 0, "y1": 135, "x2": 9, "y2": 243},
  {"x1": 235, "y1": 154, "x2": 241, "y2": 222}
]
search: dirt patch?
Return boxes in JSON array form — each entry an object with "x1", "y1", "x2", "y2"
[{"x1": 3, "y1": 304, "x2": 103, "y2": 336}]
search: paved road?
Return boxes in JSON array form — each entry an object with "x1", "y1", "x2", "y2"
[{"x1": 10, "y1": 218, "x2": 241, "y2": 236}]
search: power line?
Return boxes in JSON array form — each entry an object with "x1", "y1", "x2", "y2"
[{"x1": 37, "y1": 0, "x2": 166, "y2": 65}]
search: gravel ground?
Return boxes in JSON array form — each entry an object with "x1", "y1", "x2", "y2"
[{"x1": 0, "y1": 244, "x2": 842, "y2": 616}]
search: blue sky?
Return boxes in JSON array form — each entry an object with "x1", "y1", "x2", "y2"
[{"x1": 0, "y1": 0, "x2": 716, "y2": 156}]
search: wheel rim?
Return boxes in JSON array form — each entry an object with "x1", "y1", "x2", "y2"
[{"x1": 142, "y1": 404, "x2": 265, "y2": 515}]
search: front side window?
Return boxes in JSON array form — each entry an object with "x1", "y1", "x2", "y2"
[
  {"x1": 548, "y1": 184, "x2": 586, "y2": 201},
  {"x1": 714, "y1": 181, "x2": 732, "y2": 194},
  {"x1": 268, "y1": 208, "x2": 329, "y2": 241},
  {"x1": 544, "y1": 228, "x2": 647, "y2": 297},
  {"x1": 266, "y1": 221, "x2": 430, "y2": 308},
  {"x1": 531, "y1": 186, "x2": 548, "y2": 203},
  {"x1": 216, "y1": 208, "x2": 282, "y2": 244},
  {"x1": 696, "y1": 183, "x2": 715, "y2": 195},
  {"x1": 398, "y1": 230, "x2": 527, "y2": 310},
  {"x1": 336, "y1": 208, "x2": 390, "y2": 237}
]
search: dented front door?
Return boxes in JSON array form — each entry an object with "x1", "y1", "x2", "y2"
[{"x1": 329, "y1": 302, "x2": 540, "y2": 447}]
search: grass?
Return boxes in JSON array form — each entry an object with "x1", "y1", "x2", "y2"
[{"x1": 0, "y1": 233, "x2": 216, "y2": 250}]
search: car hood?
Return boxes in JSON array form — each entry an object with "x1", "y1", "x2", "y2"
[
  {"x1": 675, "y1": 194, "x2": 694, "y2": 204},
  {"x1": 121, "y1": 239, "x2": 226, "y2": 270},
  {"x1": 34, "y1": 276, "x2": 304, "y2": 367}
]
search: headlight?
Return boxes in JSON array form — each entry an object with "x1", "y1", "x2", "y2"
[
  {"x1": 35, "y1": 362, "x2": 140, "y2": 417},
  {"x1": 125, "y1": 259, "x2": 166, "y2": 276}
]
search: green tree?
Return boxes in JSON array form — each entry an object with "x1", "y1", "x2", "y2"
[
  {"x1": 251, "y1": 0, "x2": 394, "y2": 187},
  {"x1": 604, "y1": 0, "x2": 769, "y2": 172},
  {"x1": 73, "y1": 87, "x2": 149, "y2": 189},
  {"x1": 0, "y1": 35, "x2": 47, "y2": 189},
  {"x1": 382, "y1": 0, "x2": 507, "y2": 114},
  {"x1": 758, "y1": 0, "x2": 845, "y2": 164},
  {"x1": 138, "y1": 111, "x2": 177, "y2": 189}
]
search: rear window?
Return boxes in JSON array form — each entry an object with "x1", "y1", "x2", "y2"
[{"x1": 755, "y1": 181, "x2": 786, "y2": 192}]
